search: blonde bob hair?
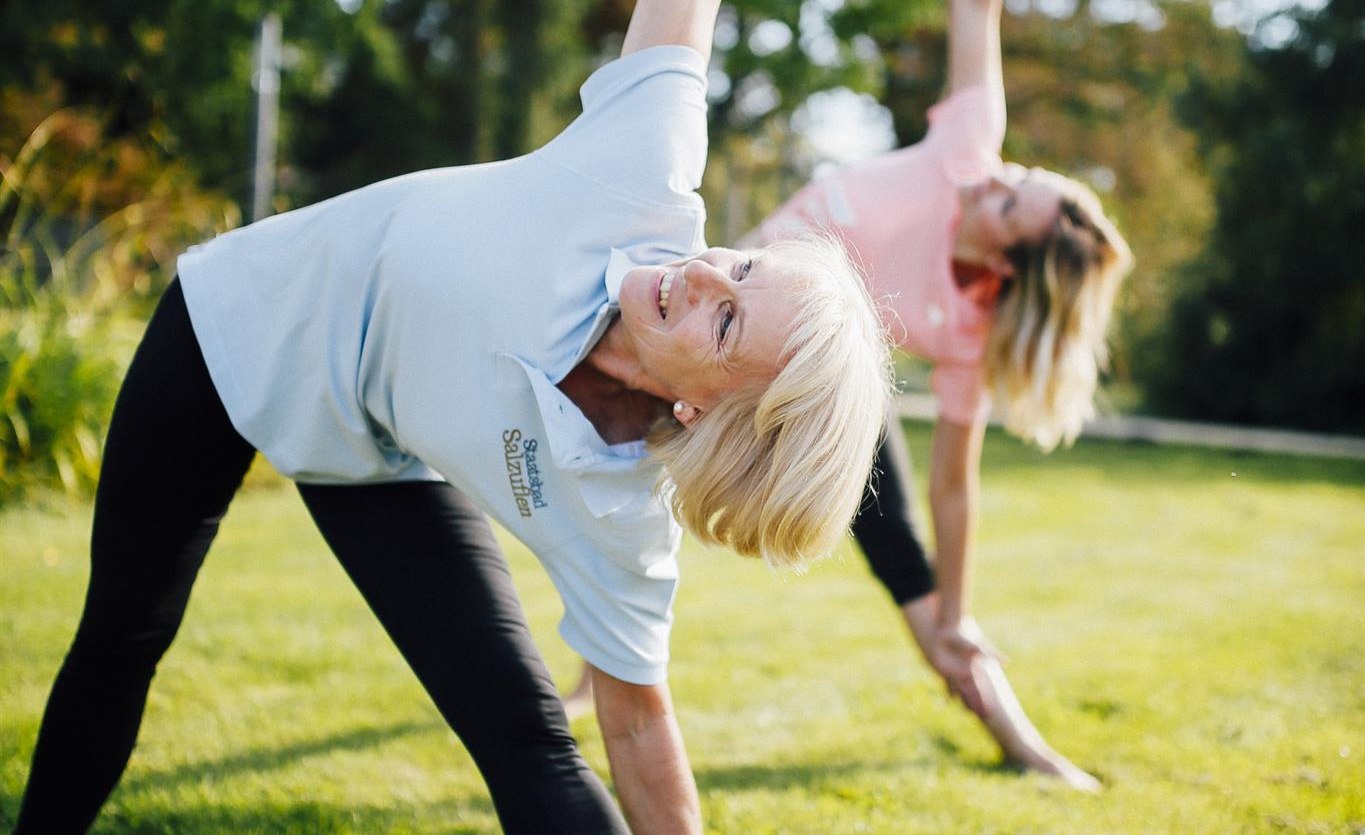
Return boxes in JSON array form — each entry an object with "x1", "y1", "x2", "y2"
[
  {"x1": 647, "y1": 235, "x2": 894, "y2": 569},
  {"x1": 987, "y1": 176, "x2": 1134, "y2": 451}
]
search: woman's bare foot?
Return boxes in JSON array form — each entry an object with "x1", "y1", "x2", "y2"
[
  {"x1": 1013, "y1": 746, "x2": 1103, "y2": 792},
  {"x1": 973, "y1": 658, "x2": 1101, "y2": 792}
]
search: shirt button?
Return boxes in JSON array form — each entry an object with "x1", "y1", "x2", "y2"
[{"x1": 927, "y1": 304, "x2": 945, "y2": 328}]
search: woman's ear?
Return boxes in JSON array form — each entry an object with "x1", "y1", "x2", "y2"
[{"x1": 673, "y1": 401, "x2": 702, "y2": 427}]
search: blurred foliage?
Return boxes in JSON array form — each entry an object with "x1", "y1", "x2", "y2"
[
  {"x1": 0, "y1": 278, "x2": 117, "y2": 504},
  {"x1": 0, "y1": 106, "x2": 237, "y2": 503},
  {"x1": 1144, "y1": 0, "x2": 1365, "y2": 433},
  {"x1": 0, "y1": 0, "x2": 1361, "y2": 505},
  {"x1": 1006, "y1": 3, "x2": 1243, "y2": 400}
]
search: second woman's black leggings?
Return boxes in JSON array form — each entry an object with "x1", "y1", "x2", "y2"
[
  {"x1": 15, "y1": 280, "x2": 628, "y2": 834},
  {"x1": 850, "y1": 414, "x2": 937, "y2": 605}
]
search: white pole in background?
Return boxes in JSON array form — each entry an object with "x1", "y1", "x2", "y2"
[{"x1": 251, "y1": 13, "x2": 282, "y2": 222}]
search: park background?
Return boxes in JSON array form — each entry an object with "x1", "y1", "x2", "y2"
[{"x1": 1, "y1": 0, "x2": 1362, "y2": 832}]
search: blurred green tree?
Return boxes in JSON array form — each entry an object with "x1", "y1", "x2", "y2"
[
  {"x1": 8, "y1": 0, "x2": 1356, "y2": 437},
  {"x1": 0, "y1": 0, "x2": 363, "y2": 207},
  {"x1": 996, "y1": 2, "x2": 1244, "y2": 399},
  {"x1": 236, "y1": 0, "x2": 596, "y2": 201},
  {"x1": 1147, "y1": 0, "x2": 1365, "y2": 432}
]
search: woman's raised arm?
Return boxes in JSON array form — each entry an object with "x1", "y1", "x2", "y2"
[
  {"x1": 622, "y1": 0, "x2": 723, "y2": 58},
  {"x1": 946, "y1": 0, "x2": 1005, "y2": 96}
]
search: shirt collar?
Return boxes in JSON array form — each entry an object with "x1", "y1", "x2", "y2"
[
  {"x1": 499, "y1": 352, "x2": 661, "y2": 518},
  {"x1": 568, "y1": 247, "x2": 639, "y2": 368},
  {"x1": 604, "y1": 246, "x2": 635, "y2": 306},
  {"x1": 505, "y1": 246, "x2": 678, "y2": 517}
]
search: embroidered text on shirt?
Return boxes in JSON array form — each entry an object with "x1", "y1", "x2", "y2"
[{"x1": 503, "y1": 429, "x2": 549, "y2": 517}]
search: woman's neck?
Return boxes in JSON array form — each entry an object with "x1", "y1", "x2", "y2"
[
  {"x1": 951, "y1": 206, "x2": 1001, "y2": 289},
  {"x1": 951, "y1": 195, "x2": 991, "y2": 270},
  {"x1": 582, "y1": 319, "x2": 671, "y2": 400},
  {"x1": 558, "y1": 361, "x2": 669, "y2": 445},
  {"x1": 562, "y1": 321, "x2": 672, "y2": 444}
]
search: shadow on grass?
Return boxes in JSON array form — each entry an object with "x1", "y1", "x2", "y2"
[
  {"x1": 0, "y1": 723, "x2": 496, "y2": 834},
  {"x1": 118, "y1": 719, "x2": 446, "y2": 795},
  {"x1": 694, "y1": 743, "x2": 1017, "y2": 795},
  {"x1": 85, "y1": 796, "x2": 495, "y2": 835}
]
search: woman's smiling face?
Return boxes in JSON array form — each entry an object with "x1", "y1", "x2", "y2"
[{"x1": 617, "y1": 247, "x2": 803, "y2": 410}]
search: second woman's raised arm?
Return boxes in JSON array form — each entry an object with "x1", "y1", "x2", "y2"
[{"x1": 946, "y1": 0, "x2": 1005, "y2": 96}]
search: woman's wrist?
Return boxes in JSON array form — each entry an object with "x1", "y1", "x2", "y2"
[
  {"x1": 936, "y1": 601, "x2": 969, "y2": 630},
  {"x1": 901, "y1": 593, "x2": 940, "y2": 654}
]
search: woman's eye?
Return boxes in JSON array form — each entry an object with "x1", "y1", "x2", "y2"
[
  {"x1": 738, "y1": 259, "x2": 753, "y2": 281},
  {"x1": 719, "y1": 307, "x2": 735, "y2": 344}
]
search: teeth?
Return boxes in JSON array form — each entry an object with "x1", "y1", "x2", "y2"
[{"x1": 659, "y1": 273, "x2": 674, "y2": 317}]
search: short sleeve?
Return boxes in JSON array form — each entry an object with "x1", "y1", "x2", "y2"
[
  {"x1": 931, "y1": 361, "x2": 992, "y2": 426},
  {"x1": 542, "y1": 45, "x2": 709, "y2": 208},
  {"x1": 924, "y1": 85, "x2": 1007, "y2": 178},
  {"x1": 542, "y1": 536, "x2": 679, "y2": 686}
]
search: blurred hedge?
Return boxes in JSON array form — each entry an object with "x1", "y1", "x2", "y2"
[{"x1": 0, "y1": 104, "x2": 236, "y2": 505}]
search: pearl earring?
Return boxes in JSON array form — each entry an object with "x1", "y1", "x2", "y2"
[{"x1": 673, "y1": 401, "x2": 686, "y2": 416}]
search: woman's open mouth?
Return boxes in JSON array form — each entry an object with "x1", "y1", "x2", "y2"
[{"x1": 658, "y1": 271, "x2": 675, "y2": 320}]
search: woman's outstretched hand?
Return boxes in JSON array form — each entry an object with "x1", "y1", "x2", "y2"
[
  {"x1": 903, "y1": 595, "x2": 998, "y2": 715},
  {"x1": 902, "y1": 594, "x2": 1101, "y2": 792},
  {"x1": 931, "y1": 618, "x2": 1008, "y2": 714}
]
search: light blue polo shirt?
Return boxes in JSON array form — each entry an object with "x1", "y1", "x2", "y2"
[{"x1": 178, "y1": 45, "x2": 709, "y2": 685}]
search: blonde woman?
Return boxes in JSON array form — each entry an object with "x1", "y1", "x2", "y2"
[
  {"x1": 558, "y1": 0, "x2": 1132, "y2": 793},
  {"x1": 14, "y1": 2, "x2": 891, "y2": 833},
  {"x1": 751, "y1": 0, "x2": 1132, "y2": 789}
]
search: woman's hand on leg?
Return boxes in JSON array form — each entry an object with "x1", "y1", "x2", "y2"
[
  {"x1": 903, "y1": 593, "x2": 995, "y2": 715},
  {"x1": 902, "y1": 594, "x2": 1100, "y2": 792}
]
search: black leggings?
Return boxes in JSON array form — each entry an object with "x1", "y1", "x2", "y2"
[
  {"x1": 850, "y1": 414, "x2": 936, "y2": 605},
  {"x1": 15, "y1": 281, "x2": 627, "y2": 835}
]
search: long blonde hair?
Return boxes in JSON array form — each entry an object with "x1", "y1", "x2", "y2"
[
  {"x1": 986, "y1": 178, "x2": 1133, "y2": 451},
  {"x1": 647, "y1": 236, "x2": 894, "y2": 568}
]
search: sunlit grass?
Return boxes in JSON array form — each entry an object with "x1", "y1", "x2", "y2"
[{"x1": 3, "y1": 423, "x2": 1363, "y2": 833}]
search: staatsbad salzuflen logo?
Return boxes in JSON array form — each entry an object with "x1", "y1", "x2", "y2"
[{"x1": 503, "y1": 429, "x2": 548, "y2": 518}]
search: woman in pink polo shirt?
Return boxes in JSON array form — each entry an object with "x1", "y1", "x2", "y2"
[
  {"x1": 748, "y1": 0, "x2": 1131, "y2": 789},
  {"x1": 564, "y1": 0, "x2": 1129, "y2": 789}
]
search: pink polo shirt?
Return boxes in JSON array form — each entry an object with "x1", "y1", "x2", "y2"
[{"x1": 753, "y1": 85, "x2": 1006, "y2": 425}]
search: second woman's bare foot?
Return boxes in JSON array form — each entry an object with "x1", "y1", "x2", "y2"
[
  {"x1": 973, "y1": 658, "x2": 1102, "y2": 792},
  {"x1": 1009, "y1": 744, "x2": 1102, "y2": 792}
]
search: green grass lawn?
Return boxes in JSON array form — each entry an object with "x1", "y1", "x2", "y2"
[{"x1": 3, "y1": 422, "x2": 1363, "y2": 834}]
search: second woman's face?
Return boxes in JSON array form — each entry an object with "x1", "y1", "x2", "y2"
[
  {"x1": 961, "y1": 163, "x2": 1066, "y2": 261},
  {"x1": 617, "y1": 247, "x2": 802, "y2": 411}
]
